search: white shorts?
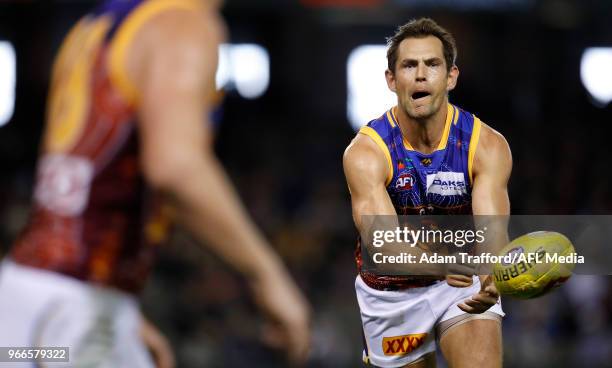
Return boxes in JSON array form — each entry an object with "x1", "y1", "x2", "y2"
[
  {"x1": 0, "y1": 260, "x2": 154, "y2": 368},
  {"x1": 355, "y1": 275, "x2": 504, "y2": 367}
]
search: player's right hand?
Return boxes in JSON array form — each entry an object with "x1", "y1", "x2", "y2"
[
  {"x1": 446, "y1": 275, "x2": 473, "y2": 288},
  {"x1": 250, "y1": 269, "x2": 311, "y2": 366},
  {"x1": 457, "y1": 275, "x2": 500, "y2": 314}
]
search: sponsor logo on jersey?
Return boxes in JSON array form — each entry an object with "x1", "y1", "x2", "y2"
[
  {"x1": 382, "y1": 333, "x2": 427, "y2": 356},
  {"x1": 426, "y1": 172, "x2": 467, "y2": 196},
  {"x1": 395, "y1": 172, "x2": 415, "y2": 190},
  {"x1": 420, "y1": 158, "x2": 432, "y2": 167}
]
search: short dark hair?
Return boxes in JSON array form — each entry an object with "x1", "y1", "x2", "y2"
[{"x1": 386, "y1": 18, "x2": 457, "y2": 73}]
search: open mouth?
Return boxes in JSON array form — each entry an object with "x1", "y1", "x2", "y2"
[{"x1": 411, "y1": 91, "x2": 431, "y2": 100}]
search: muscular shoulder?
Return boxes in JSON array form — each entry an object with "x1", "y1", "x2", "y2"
[
  {"x1": 127, "y1": 4, "x2": 225, "y2": 92},
  {"x1": 343, "y1": 133, "x2": 389, "y2": 188},
  {"x1": 143, "y1": 4, "x2": 224, "y2": 49},
  {"x1": 473, "y1": 122, "x2": 512, "y2": 179}
]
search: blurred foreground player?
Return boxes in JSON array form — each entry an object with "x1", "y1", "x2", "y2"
[
  {"x1": 0, "y1": 0, "x2": 310, "y2": 366},
  {"x1": 343, "y1": 18, "x2": 512, "y2": 367}
]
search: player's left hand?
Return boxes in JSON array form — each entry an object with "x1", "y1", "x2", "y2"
[
  {"x1": 446, "y1": 275, "x2": 474, "y2": 288},
  {"x1": 457, "y1": 275, "x2": 499, "y2": 314}
]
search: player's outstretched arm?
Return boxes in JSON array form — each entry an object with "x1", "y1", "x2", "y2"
[
  {"x1": 344, "y1": 133, "x2": 454, "y2": 276},
  {"x1": 132, "y1": 8, "x2": 310, "y2": 364},
  {"x1": 459, "y1": 123, "x2": 512, "y2": 313},
  {"x1": 343, "y1": 134, "x2": 397, "y2": 229}
]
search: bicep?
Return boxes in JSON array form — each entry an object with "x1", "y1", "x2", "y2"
[
  {"x1": 471, "y1": 127, "x2": 512, "y2": 216},
  {"x1": 350, "y1": 180, "x2": 396, "y2": 232},
  {"x1": 136, "y1": 11, "x2": 222, "y2": 187},
  {"x1": 343, "y1": 136, "x2": 397, "y2": 232},
  {"x1": 471, "y1": 172, "x2": 510, "y2": 215}
]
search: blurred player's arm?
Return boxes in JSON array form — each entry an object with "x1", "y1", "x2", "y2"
[
  {"x1": 459, "y1": 123, "x2": 512, "y2": 313},
  {"x1": 140, "y1": 316, "x2": 175, "y2": 368},
  {"x1": 132, "y1": 8, "x2": 309, "y2": 364}
]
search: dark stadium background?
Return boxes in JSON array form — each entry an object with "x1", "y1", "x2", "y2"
[{"x1": 1, "y1": 0, "x2": 611, "y2": 367}]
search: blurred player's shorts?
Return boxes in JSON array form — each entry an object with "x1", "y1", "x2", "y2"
[{"x1": 0, "y1": 259, "x2": 155, "y2": 368}]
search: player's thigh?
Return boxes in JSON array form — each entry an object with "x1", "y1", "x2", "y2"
[
  {"x1": 439, "y1": 318, "x2": 501, "y2": 368},
  {"x1": 399, "y1": 351, "x2": 436, "y2": 368},
  {"x1": 368, "y1": 352, "x2": 436, "y2": 368}
]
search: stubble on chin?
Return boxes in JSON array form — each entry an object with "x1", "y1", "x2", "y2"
[{"x1": 404, "y1": 103, "x2": 435, "y2": 121}]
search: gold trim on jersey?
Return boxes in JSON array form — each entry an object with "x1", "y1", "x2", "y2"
[
  {"x1": 386, "y1": 109, "x2": 397, "y2": 128},
  {"x1": 359, "y1": 126, "x2": 394, "y2": 186},
  {"x1": 399, "y1": 103, "x2": 453, "y2": 152},
  {"x1": 46, "y1": 16, "x2": 112, "y2": 153},
  {"x1": 108, "y1": 0, "x2": 204, "y2": 105},
  {"x1": 436, "y1": 103, "x2": 453, "y2": 150},
  {"x1": 468, "y1": 115, "x2": 482, "y2": 184},
  {"x1": 452, "y1": 104, "x2": 459, "y2": 125}
]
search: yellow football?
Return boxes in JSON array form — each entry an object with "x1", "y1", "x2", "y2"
[{"x1": 493, "y1": 231, "x2": 576, "y2": 299}]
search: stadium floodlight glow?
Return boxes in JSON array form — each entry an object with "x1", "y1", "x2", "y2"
[
  {"x1": 216, "y1": 44, "x2": 232, "y2": 92},
  {"x1": 216, "y1": 43, "x2": 270, "y2": 99},
  {"x1": 580, "y1": 47, "x2": 612, "y2": 107},
  {"x1": 347, "y1": 45, "x2": 396, "y2": 131},
  {"x1": 0, "y1": 41, "x2": 16, "y2": 127}
]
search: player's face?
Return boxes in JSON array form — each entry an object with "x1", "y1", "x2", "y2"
[{"x1": 386, "y1": 36, "x2": 459, "y2": 120}]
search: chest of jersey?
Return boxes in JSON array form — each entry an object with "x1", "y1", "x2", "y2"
[
  {"x1": 388, "y1": 138, "x2": 470, "y2": 214},
  {"x1": 362, "y1": 104, "x2": 480, "y2": 215}
]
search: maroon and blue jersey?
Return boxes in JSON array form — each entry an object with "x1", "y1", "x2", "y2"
[
  {"x1": 355, "y1": 103, "x2": 483, "y2": 289},
  {"x1": 360, "y1": 103, "x2": 481, "y2": 215},
  {"x1": 11, "y1": 0, "x2": 211, "y2": 294}
]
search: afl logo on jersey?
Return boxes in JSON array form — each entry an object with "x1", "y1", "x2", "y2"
[{"x1": 395, "y1": 172, "x2": 415, "y2": 190}]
